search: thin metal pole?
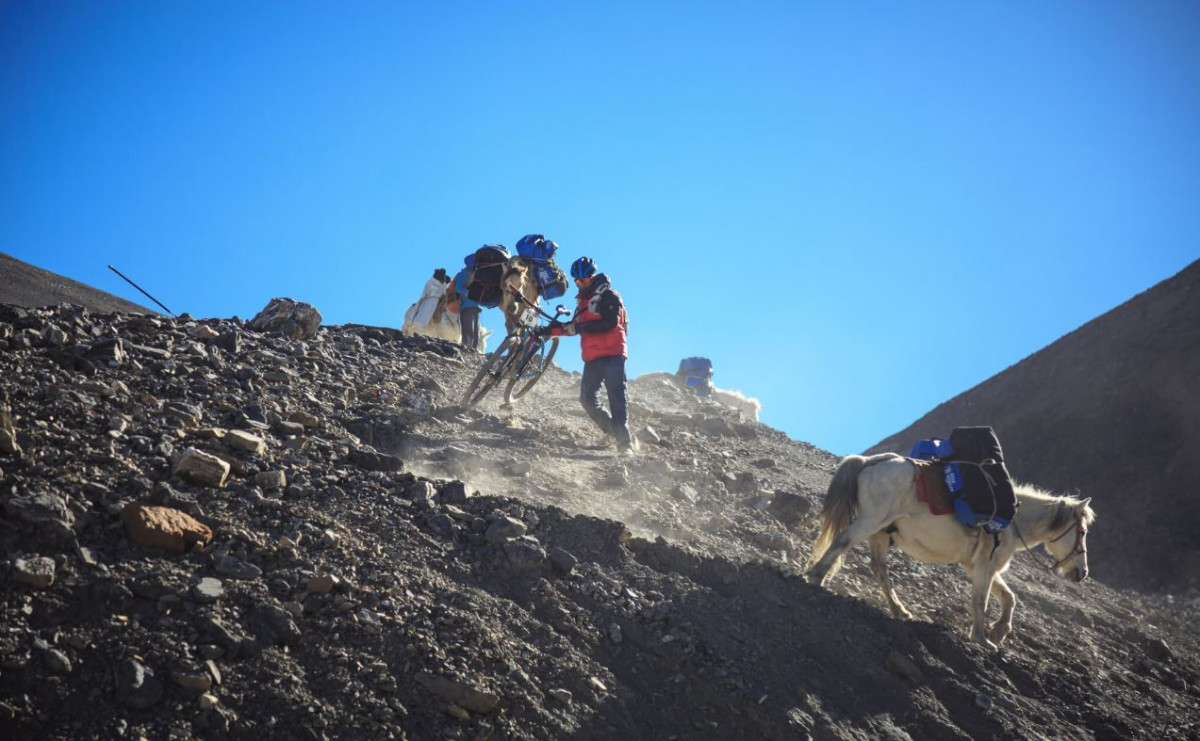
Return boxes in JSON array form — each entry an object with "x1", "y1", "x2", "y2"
[{"x1": 107, "y1": 265, "x2": 177, "y2": 317}]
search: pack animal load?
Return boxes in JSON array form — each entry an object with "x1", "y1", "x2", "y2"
[
  {"x1": 909, "y1": 426, "x2": 1017, "y2": 534},
  {"x1": 676, "y1": 357, "x2": 714, "y2": 397},
  {"x1": 402, "y1": 271, "x2": 460, "y2": 342},
  {"x1": 466, "y1": 244, "x2": 510, "y2": 307},
  {"x1": 515, "y1": 234, "x2": 568, "y2": 300}
]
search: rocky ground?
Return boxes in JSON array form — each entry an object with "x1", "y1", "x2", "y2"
[{"x1": 1, "y1": 302, "x2": 1198, "y2": 740}]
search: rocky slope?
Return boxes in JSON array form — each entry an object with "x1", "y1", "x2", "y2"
[
  {"x1": 1, "y1": 302, "x2": 1198, "y2": 740},
  {"x1": 0, "y1": 253, "x2": 154, "y2": 316},
  {"x1": 869, "y1": 259, "x2": 1200, "y2": 593}
]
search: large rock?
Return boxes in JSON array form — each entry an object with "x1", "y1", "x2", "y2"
[
  {"x1": 174, "y1": 448, "x2": 231, "y2": 488},
  {"x1": 4, "y1": 491, "x2": 75, "y2": 534},
  {"x1": 121, "y1": 503, "x2": 213, "y2": 552},
  {"x1": 114, "y1": 659, "x2": 164, "y2": 709},
  {"x1": 248, "y1": 298, "x2": 322, "y2": 340},
  {"x1": 347, "y1": 448, "x2": 403, "y2": 472}
]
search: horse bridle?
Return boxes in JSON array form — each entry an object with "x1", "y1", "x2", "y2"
[
  {"x1": 1045, "y1": 518, "x2": 1088, "y2": 571},
  {"x1": 1013, "y1": 517, "x2": 1087, "y2": 572}
]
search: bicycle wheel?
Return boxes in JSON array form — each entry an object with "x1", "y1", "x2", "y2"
[
  {"x1": 461, "y1": 336, "x2": 520, "y2": 408},
  {"x1": 503, "y1": 336, "x2": 559, "y2": 404}
]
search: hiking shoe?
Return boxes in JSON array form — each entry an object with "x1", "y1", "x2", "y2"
[{"x1": 617, "y1": 443, "x2": 636, "y2": 457}]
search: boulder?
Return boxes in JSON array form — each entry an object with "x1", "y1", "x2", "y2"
[
  {"x1": 114, "y1": 659, "x2": 164, "y2": 709},
  {"x1": 4, "y1": 491, "x2": 75, "y2": 533},
  {"x1": 121, "y1": 503, "x2": 213, "y2": 552},
  {"x1": 348, "y1": 448, "x2": 403, "y2": 472},
  {"x1": 248, "y1": 298, "x2": 322, "y2": 340}
]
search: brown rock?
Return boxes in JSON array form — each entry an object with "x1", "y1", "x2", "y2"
[
  {"x1": 174, "y1": 448, "x2": 230, "y2": 487},
  {"x1": 122, "y1": 503, "x2": 213, "y2": 552}
]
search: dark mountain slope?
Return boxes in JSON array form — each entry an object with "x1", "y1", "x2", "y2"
[
  {"x1": 869, "y1": 259, "x2": 1200, "y2": 592},
  {"x1": 0, "y1": 252, "x2": 154, "y2": 315}
]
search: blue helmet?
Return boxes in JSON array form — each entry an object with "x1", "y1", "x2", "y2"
[{"x1": 570, "y1": 256, "x2": 596, "y2": 280}]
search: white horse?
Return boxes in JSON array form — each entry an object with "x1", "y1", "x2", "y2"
[{"x1": 807, "y1": 453, "x2": 1095, "y2": 650}]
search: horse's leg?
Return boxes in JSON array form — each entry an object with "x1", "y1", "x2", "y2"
[
  {"x1": 809, "y1": 515, "x2": 888, "y2": 586},
  {"x1": 987, "y1": 574, "x2": 1016, "y2": 646},
  {"x1": 962, "y1": 561, "x2": 999, "y2": 650},
  {"x1": 868, "y1": 531, "x2": 912, "y2": 619}
]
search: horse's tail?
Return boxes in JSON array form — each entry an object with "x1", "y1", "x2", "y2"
[{"x1": 809, "y1": 454, "x2": 868, "y2": 578}]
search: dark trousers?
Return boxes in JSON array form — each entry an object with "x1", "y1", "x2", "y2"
[
  {"x1": 460, "y1": 307, "x2": 481, "y2": 352},
  {"x1": 581, "y1": 355, "x2": 630, "y2": 446}
]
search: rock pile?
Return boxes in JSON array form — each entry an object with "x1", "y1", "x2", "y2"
[{"x1": 1, "y1": 301, "x2": 1198, "y2": 740}]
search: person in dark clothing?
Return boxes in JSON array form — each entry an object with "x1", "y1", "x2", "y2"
[
  {"x1": 451, "y1": 265, "x2": 482, "y2": 352},
  {"x1": 541, "y1": 256, "x2": 633, "y2": 453}
]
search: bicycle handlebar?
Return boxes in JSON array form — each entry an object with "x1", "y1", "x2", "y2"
[{"x1": 507, "y1": 286, "x2": 568, "y2": 324}]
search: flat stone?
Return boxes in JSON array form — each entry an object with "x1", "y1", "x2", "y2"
[
  {"x1": 122, "y1": 503, "x2": 213, "y2": 552},
  {"x1": 485, "y1": 517, "x2": 527, "y2": 545},
  {"x1": 306, "y1": 573, "x2": 340, "y2": 595},
  {"x1": 13, "y1": 556, "x2": 56, "y2": 589},
  {"x1": 172, "y1": 667, "x2": 213, "y2": 693},
  {"x1": 192, "y1": 577, "x2": 225, "y2": 603},
  {"x1": 174, "y1": 448, "x2": 231, "y2": 488},
  {"x1": 225, "y1": 430, "x2": 266, "y2": 455},
  {"x1": 214, "y1": 555, "x2": 262, "y2": 580},
  {"x1": 348, "y1": 448, "x2": 403, "y2": 472},
  {"x1": 274, "y1": 420, "x2": 306, "y2": 437},
  {"x1": 4, "y1": 491, "x2": 74, "y2": 532},
  {"x1": 254, "y1": 470, "x2": 287, "y2": 490}
]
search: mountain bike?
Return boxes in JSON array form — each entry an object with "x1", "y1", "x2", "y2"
[{"x1": 460, "y1": 289, "x2": 570, "y2": 409}]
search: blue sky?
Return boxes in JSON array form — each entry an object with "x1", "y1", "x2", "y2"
[{"x1": 2, "y1": 2, "x2": 1197, "y2": 455}]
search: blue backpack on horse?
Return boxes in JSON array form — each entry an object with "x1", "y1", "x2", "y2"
[
  {"x1": 910, "y1": 426, "x2": 1017, "y2": 534},
  {"x1": 515, "y1": 234, "x2": 568, "y2": 300}
]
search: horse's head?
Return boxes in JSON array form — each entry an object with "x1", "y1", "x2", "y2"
[
  {"x1": 499, "y1": 258, "x2": 538, "y2": 319},
  {"x1": 1044, "y1": 497, "x2": 1095, "y2": 583}
]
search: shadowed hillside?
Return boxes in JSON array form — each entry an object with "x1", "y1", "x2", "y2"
[{"x1": 869, "y1": 259, "x2": 1200, "y2": 593}]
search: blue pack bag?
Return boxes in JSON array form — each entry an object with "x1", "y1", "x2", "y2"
[
  {"x1": 910, "y1": 438, "x2": 954, "y2": 460},
  {"x1": 516, "y1": 234, "x2": 557, "y2": 265},
  {"x1": 677, "y1": 357, "x2": 714, "y2": 397}
]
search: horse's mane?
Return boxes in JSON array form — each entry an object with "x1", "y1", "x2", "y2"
[{"x1": 1014, "y1": 482, "x2": 1097, "y2": 531}]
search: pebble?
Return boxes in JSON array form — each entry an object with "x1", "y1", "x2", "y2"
[{"x1": 192, "y1": 577, "x2": 225, "y2": 603}]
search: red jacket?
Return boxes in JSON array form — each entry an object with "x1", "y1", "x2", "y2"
[{"x1": 553, "y1": 273, "x2": 627, "y2": 361}]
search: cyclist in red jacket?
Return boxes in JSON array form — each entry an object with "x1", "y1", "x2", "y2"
[{"x1": 543, "y1": 256, "x2": 632, "y2": 454}]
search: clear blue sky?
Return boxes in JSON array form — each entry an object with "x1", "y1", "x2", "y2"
[{"x1": 2, "y1": 2, "x2": 1197, "y2": 455}]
